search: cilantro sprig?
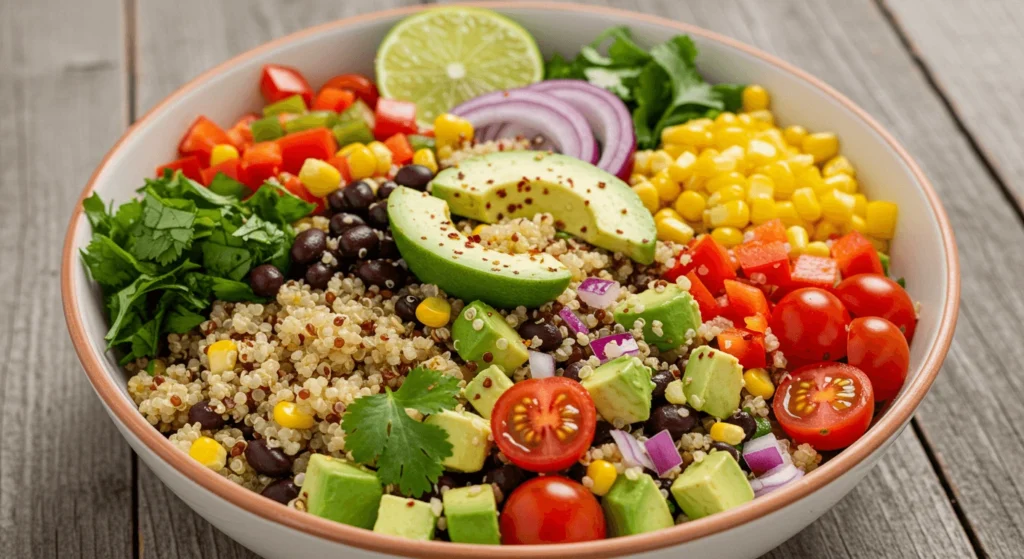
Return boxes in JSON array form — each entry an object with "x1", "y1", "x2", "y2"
[{"x1": 342, "y1": 367, "x2": 461, "y2": 497}]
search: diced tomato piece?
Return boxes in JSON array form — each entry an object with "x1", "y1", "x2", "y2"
[
  {"x1": 373, "y1": 98, "x2": 418, "y2": 139},
  {"x1": 717, "y1": 328, "x2": 767, "y2": 369},
  {"x1": 312, "y1": 87, "x2": 356, "y2": 113},
  {"x1": 227, "y1": 114, "x2": 257, "y2": 152},
  {"x1": 275, "y1": 128, "x2": 337, "y2": 175},
  {"x1": 734, "y1": 241, "x2": 792, "y2": 287},
  {"x1": 200, "y1": 159, "x2": 243, "y2": 186},
  {"x1": 664, "y1": 235, "x2": 737, "y2": 293},
  {"x1": 156, "y1": 156, "x2": 203, "y2": 182},
  {"x1": 240, "y1": 141, "x2": 282, "y2": 189},
  {"x1": 281, "y1": 172, "x2": 324, "y2": 214},
  {"x1": 831, "y1": 231, "x2": 883, "y2": 277},
  {"x1": 685, "y1": 271, "x2": 721, "y2": 320},
  {"x1": 744, "y1": 313, "x2": 768, "y2": 333},
  {"x1": 178, "y1": 116, "x2": 232, "y2": 166},
  {"x1": 748, "y1": 218, "x2": 787, "y2": 244},
  {"x1": 790, "y1": 255, "x2": 840, "y2": 290},
  {"x1": 326, "y1": 155, "x2": 353, "y2": 183},
  {"x1": 724, "y1": 279, "x2": 770, "y2": 322},
  {"x1": 383, "y1": 133, "x2": 415, "y2": 165},
  {"x1": 260, "y1": 64, "x2": 313, "y2": 106},
  {"x1": 322, "y1": 74, "x2": 380, "y2": 108}
]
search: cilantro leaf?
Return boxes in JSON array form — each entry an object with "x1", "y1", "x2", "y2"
[
  {"x1": 81, "y1": 234, "x2": 157, "y2": 289},
  {"x1": 104, "y1": 261, "x2": 199, "y2": 345},
  {"x1": 202, "y1": 223, "x2": 253, "y2": 281},
  {"x1": 242, "y1": 183, "x2": 317, "y2": 226},
  {"x1": 342, "y1": 367, "x2": 460, "y2": 497},
  {"x1": 233, "y1": 214, "x2": 286, "y2": 247},
  {"x1": 129, "y1": 193, "x2": 197, "y2": 265},
  {"x1": 208, "y1": 172, "x2": 249, "y2": 198},
  {"x1": 83, "y1": 193, "x2": 112, "y2": 235}
]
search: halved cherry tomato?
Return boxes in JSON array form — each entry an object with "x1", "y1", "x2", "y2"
[
  {"x1": 322, "y1": 73, "x2": 379, "y2": 108},
  {"x1": 847, "y1": 317, "x2": 909, "y2": 401},
  {"x1": 770, "y1": 287, "x2": 850, "y2": 368},
  {"x1": 834, "y1": 274, "x2": 917, "y2": 341},
  {"x1": 490, "y1": 377, "x2": 596, "y2": 473},
  {"x1": 500, "y1": 476, "x2": 605, "y2": 545},
  {"x1": 178, "y1": 116, "x2": 232, "y2": 166},
  {"x1": 260, "y1": 64, "x2": 313, "y2": 106},
  {"x1": 774, "y1": 362, "x2": 874, "y2": 450}
]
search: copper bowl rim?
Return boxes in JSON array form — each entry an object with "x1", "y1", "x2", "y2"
[{"x1": 61, "y1": 3, "x2": 960, "y2": 557}]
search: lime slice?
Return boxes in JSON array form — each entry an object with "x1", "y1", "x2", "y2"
[{"x1": 376, "y1": 7, "x2": 544, "y2": 126}]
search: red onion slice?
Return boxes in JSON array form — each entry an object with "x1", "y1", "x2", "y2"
[
  {"x1": 610, "y1": 429, "x2": 655, "y2": 470},
  {"x1": 528, "y1": 350, "x2": 555, "y2": 379},
  {"x1": 741, "y1": 433, "x2": 785, "y2": 475},
  {"x1": 750, "y1": 463, "x2": 804, "y2": 498},
  {"x1": 590, "y1": 333, "x2": 639, "y2": 363},
  {"x1": 559, "y1": 308, "x2": 590, "y2": 335},
  {"x1": 644, "y1": 429, "x2": 683, "y2": 476},
  {"x1": 577, "y1": 277, "x2": 621, "y2": 308}
]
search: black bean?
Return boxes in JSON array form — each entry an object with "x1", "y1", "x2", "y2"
[
  {"x1": 249, "y1": 264, "x2": 285, "y2": 298},
  {"x1": 339, "y1": 225, "x2": 380, "y2": 260},
  {"x1": 592, "y1": 421, "x2": 615, "y2": 445},
  {"x1": 483, "y1": 464, "x2": 527, "y2": 497},
  {"x1": 342, "y1": 180, "x2": 376, "y2": 213},
  {"x1": 564, "y1": 461, "x2": 587, "y2": 481},
  {"x1": 651, "y1": 370, "x2": 675, "y2": 402},
  {"x1": 395, "y1": 295, "x2": 421, "y2": 323},
  {"x1": 645, "y1": 404, "x2": 698, "y2": 439},
  {"x1": 724, "y1": 411, "x2": 757, "y2": 442},
  {"x1": 357, "y1": 259, "x2": 407, "y2": 289},
  {"x1": 329, "y1": 213, "x2": 366, "y2": 236},
  {"x1": 326, "y1": 189, "x2": 350, "y2": 213},
  {"x1": 304, "y1": 262, "x2": 335, "y2": 290},
  {"x1": 379, "y1": 231, "x2": 399, "y2": 260},
  {"x1": 236, "y1": 423, "x2": 255, "y2": 440},
  {"x1": 244, "y1": 439, "x2": 292, "y2": 477},
  {"x1": 654, "y1": 477, "x2": 674, "y2": 493},
  {"x1": 376, "y1": 180, "x2": 398, "y2": 200},
  {"x1": 710, "y1": 441, "x2": 741, "y2": 463},
  {"x1": 565, "y1": 344, "x2": 587, "y2": 365},
  {"x1": 187, "y1": 400, "x2": 225, "y2": 430},
  {"x1": 436, "y1": 474, "x2": 459, "y2": 493},
  {"x1": 394, "y1": 165, "x2": 434, "y2": 190},
  {"x1": 562, "y1": 361, "x2": 585, "y2": 382},
  {"x1": 261, "y1": 478, "x2": 299, "y2": 505},
  {"x1": 518, "y1": 319, "x2": 563, "y2": 352},
  {"x1": 366, "y1": 201, "x2": 390, "y2": 229},
  {"x1": 290, "y1": 229, "x2": 327, "y2": 265}
]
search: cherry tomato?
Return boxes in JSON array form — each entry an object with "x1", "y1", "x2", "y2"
[
  {"x1": 323, "y1": 73, "x2": 379, "y2": 108},
  {"x1": 847, "y1": 317, "x2": 909, "y2": 402},
  {"x1": 834, "y1": 274, "x2": 917, "y2": 341},
  {"x1": 770, "y1": 288, "x2": 851, "y2": 368},
  {"x1": 260, "y1": 64, "x2": 313, "y2": 106},
  {"x1": 500, "y1": 476, "x2": 605, "y2": 544},
  {"x1": 490, "y1": 377, "x2": 596, "y2": 473},
  {"x1": 773, "y1": 362, "x2": 875, "y2": 451}
]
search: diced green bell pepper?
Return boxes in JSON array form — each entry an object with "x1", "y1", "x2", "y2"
[
  {"x1": 338, "y1": 99, "x2": 375, "y2": 128},
  {"x1": 332, "y1": 119, "x2": 374, "y2": 148},
  {"x1": 263, "y1": 94, "x2": 308, "y2": 117},
  {"x1": 284, "y1": 111, "x2": 339, "y2": 134},
  {"x1": 251, "y1": 116, "x2": 284, "y2": 142},
  {"x1": 408, "y1": 134, "x2": 436, "y2": 152}
]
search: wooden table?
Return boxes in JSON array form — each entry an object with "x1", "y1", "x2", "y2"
[{"x1": 4, "y1": 0, "x2": 1020, "y2": 556}]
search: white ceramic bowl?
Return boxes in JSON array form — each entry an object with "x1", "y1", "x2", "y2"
[{"x1": 61, "y1": 3, "x2": 959, "y2": 558}]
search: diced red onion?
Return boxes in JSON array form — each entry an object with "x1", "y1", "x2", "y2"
[
  {"x1": 610, "y1": 429, "x2": 654, "y2": 470},
  {"x1": 577, "y1": 277, "x2": 621, "y2": 308},
  {"x1": 528, "y1": 350, "x2": 555, "y2": 379},
  {"x1": 559, "y1": 308, "x2": 590, "y2": 335},
  {"x1": 750, "y1": 463, "x2": 804, "y2": 498},
  {"x1": 590, "y1": 333, "x2": 639, "y2": 363},
  {"x1": 741, "y1": 433, "x2": 785, "y2": 475},
  {"x1": 643, "y1": 429, "x2": 683, "y2": 476}
]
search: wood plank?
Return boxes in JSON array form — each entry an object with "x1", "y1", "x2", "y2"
[
  {"x1": 132, "y1": 2, "x2": 419, "y2": 557},
  {"x1": 0, "y1": 0, "x2": 134, "y2": 557}
]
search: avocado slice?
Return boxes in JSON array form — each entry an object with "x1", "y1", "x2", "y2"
[
  {"x1": 442, "y1": 485, "x2": 501, "y2": 545},
  {"x1": 451, "y1": 300, "x2": 530, "y2": 373},
  {"x1": 464, "y1": 365, "x2": 514, "y2": 419},
  {"x1": 431, "y1": 151, "x2": 657, "y2": 264},
  {"x1": 580, "y1": 355, "x2": 655, "y2": 425},
  {"x1": 423, "y1": 410, "x2": 493, "y2": 473},
  {"x1": 303, "y1": 454, "x2": 383, "y2": 529},
  {"x1": 670, "y1": 450, "x2": 754, "y2": 519},
  {"x1": 372, "y1": 495, "x2": 437, "y2": 540},
  {"x1": 682, "y1": 345, "x2": 743, "y2": 419},
  {"x1": 614, "y1": 284, "x2": 702, "y2": 351},
  {"x1": 388, "y1": 187, "x2": 571, "y2": 308},
  {"x1": 602, "y1": 473, "x2": 675, "y2": 536}
]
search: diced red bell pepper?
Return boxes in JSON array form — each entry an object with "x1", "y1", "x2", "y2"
[
  {"x1": 374, "y1": 98, "x2": 418, "y2": 139},
  {"x1": 748, "y1": 218, "x2": 787, "y2": 244},
  {"x1": 326, "y1": 155, "x2": 353, "y2": 183},
  {"x1": 717, "y1": 328, "x2": 767, "y2": 368},
  {"x1": 227, "y1": 114, "x2": 257, "y2": 152},
  {"x1": 323, "y1": 74, "x2": 380, "y2": 108},
  {"x1": 724, "y1": 279, "x2": 770, "y2": 322},
  {"x1": 260, "y1": 64, "x2": 313, "y2": 106},
  {"x1": 664, "y1": 235, "x2": 737, "y2": 294},
  {"x1": 281, "y1": 172, "x2": 324, "y2": 214},
  {"x1": 156, "y1": 156, "x2": 203, "y2": 182},
  {"x1": 744, "y1": 314, "x2": 768, "y2": 333},
  {"x1": 312, "y1": 87, "x2": 356, "y2": 113},
  {"x1": 383, "y1": 133, "x2": 415, "y2": 165},
  {"x1": 240, "y1": 141, "x2": 282, "y2": 189},
  {"x1": 178, "y1": 116, "x2": 232, "y2": 166},
  {"x1": 733, "y1": 240, "x2": 792, "y2": 287},
  {"x1": 790, "y1": 255, "x2": 839, "y2": 290},
  {"x1": 831, "y1": 231, "x2": 883, "y2": 277},
  {"x1": 201, "y1": 159, "x2": 243, "y2": 186},
  {"x1": 276, "y1": 128, "x2": 338, "y2": 175},
  {"x1": 685, "y1": 271, "x2": 721, "y2": 320}
]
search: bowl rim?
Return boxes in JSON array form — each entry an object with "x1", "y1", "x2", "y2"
[{"x1": 61, "y1": 2, "x2": 960, "y2": 556}]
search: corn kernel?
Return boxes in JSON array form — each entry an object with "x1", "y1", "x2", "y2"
[
  {"x1": 743, "y1": 368, "x2": 775, "y2": 399},
  {"x1": 654, "y1": 207, "x2": 683, "y2": 223},
  {"x1": 813, "y1": 220, "x2": 840, "y2": 242},
  {"x1": 869, "y1": 237, "x2": 890, "y2": 253},
  {"x1": 189, "y1": 436, "x2": 227, "y2": 470},
  {"x1": 714, "y1": 126, "x2": 749, "y2": 150},
  {"x1": 788, "y1": 153, "x2": 815, "y2": 172},
  {"x1": 824, "y1": 173, "x2": 858, "y2": 194},
  {"x1": 853, "y1": 194, "x2": 868, "y2": 218},
  {"x1": 674, "y1": 191, "x2": 706, "y2": 222},
  {"x1": 663, "y1": 123, "x2": 711, "y2": 147},
  {"x1": 628, "y1": 173, "x2": 645, "y2": 186},
  {"x1": 821, "y1": 190, "x2": 856, "y2": 225},
  {"x1": 802, "y1": 132, "x2": 839, "y2": 163},
  {"x1": 762, "y1": 160, "x2": 796, "y2": 199},
  {"x1": 207, "y1": 339, "x2": 237, "y2": 374},
  {"x1": 737, "y1": 113, "x2": 754, "y2": 128},
  {"x1": 742, "y1": 85, "x2": 770, "y2": 112},
  {"x1": 709, "y1": 200, "x2": 750, "y2": 229},
  {"x1": 805, "y1": 241, "x2": 832, "y2": 258},
  {"x1": 707, "y1": 183, "x2": 746, "y2": 207},
  {"x1": 848, "y1": 214, "x2": 867, "y2": 234},
  {"x1": 668, "y1": 151, "x2": 698, "y2": 183},
  {"x1": 633, "y1": 150, "x2": 654, "y2": 175},
  {"x1": 587, "y1": 460, "x2": 618, "y2": 496},
  {"x1": 783, "y1": 125, "x2": 808, "y2": 147},
  {"x1": 706, "y1": 171, "x2": 747, "y2": 194},
  {"x1": 714, "y1": 112, "x2": 738, "y2": 128},
  {"x1": 747, "y1": 174, "x2": 775, "y2": 202},
  {"x1": 298, "y1": 158, "x2": 342, "y2": 197},
  {"x1": 719, "y1": 145, "x2": 747, "y2": 168},
  {"x1": 747, "y1": 110, "x2": 775, "y2": 127},
  {"x1": 694, "y1": 149, "x2": 725, "y2": 178},
  {"x1": 786, "y1": 225, "x2": 810, "y2": 256},
  {"x1": 650, "y1": 150, "x2": 674, "y2": 175},
  {"x1": 437, "y1": 145, "x2": 453, "y2": 160},
  {"x1": 413, "y1": 148, "x2": 438, "y2": 173},
  {"x1": 711, "y1": 226, "x2": 744, "y2": 248},
  {"x1": 683, "y1": 175, "x2": 707, "y2": 192},
  {"x1": 367, "y1": 141, "x2": 393, "y2": 175},
  {"x1": 791, "y1": 188, "x2": 822, "y2": 222},
  {"x1": 823, "y1": 155, "x2": 856, "y2": 178},
  {"x1": 209, "y1": 144, "x2": 240, "y2": 166},
  {"x1": 865, "y1": 201, "x2": 899, "y2": 239},
  {"x1": 336, "y1": 142, "x2": 363, "y2": 157},
  {"x1": 749, "y1": 198, "x2": 777, "y2": 225},
  {"x1": 776, "y1": 201, "x2": 803, "y2": 228},
  {"x1": 434, "y1": 113, "x2": 474, "y2": 149},
  {"x1": 472, "y1": 224, "x2": 486, "y2": 236},
  {"x1": 662, "y1": 143, "x2": 691, "y2": 159},
  {"x1": 632, "y1": 181, "x2": 660, "y2": 213},
  {"x1": 345, "y1": 144, "x2": 377, "y2": 180},
  {"x1": 710, "y1": 422, "x2": 746, "y2": 446},
  {"x1": 651, "y1": 170, "x2": 681, "y2": 202},
  {"x1": 796, "y1": 165, "x2": 827, "y2": 194},
  {"x1": 757, "y1": 128, "x2": 787, "y2": 151},
  {"x1": 745, "y1": 139, "x2": 778, "y2": 168},
  {"x1": 416, "y1": 296, "x2": 451, "y2": 328},
  {"x1": 274, "y1": 401, "x2": 316, "y2": 430},
  {"x1": 657, "y1": 218, "x2": 695, "y2": 244}
]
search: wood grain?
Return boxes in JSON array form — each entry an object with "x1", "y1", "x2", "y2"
[{"x1": 0, "y1": 0, "x2": 134, "y2": 557}]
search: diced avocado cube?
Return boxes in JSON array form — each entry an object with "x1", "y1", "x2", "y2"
[
  {"x1": 463, "y1": 365, "x2": 514, "y2": 419},
  {"x1": 451, "y1": 301, "x2": 529, "y2": 373},
  {"x1": 372, "y1": 495, "x2": 437, "y2": 541},
  {"x1": 423, "y1": 410, "x2": 492, "y2": 473},
  {"x1": 442, "y1": 485, "x2": 501, "y2": 545},
  {"x1": 670, "y1": 451, "x2": 754, "y2": 519},
  {"x1": 614, "y1": 285, "x2": 701, "y2": 351},
  {"x1": 303, "y1": 454, "x2": 382, "y2": 529},
  {"x1": 580, "y1": 355, "x2": 655, "y2": 424},
  {"x1": 602, "y1": 473, "x2": 674, "y2": 536},
  {"x1": 682, "y1": 345, "x2": 743, "y2": 419}
]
